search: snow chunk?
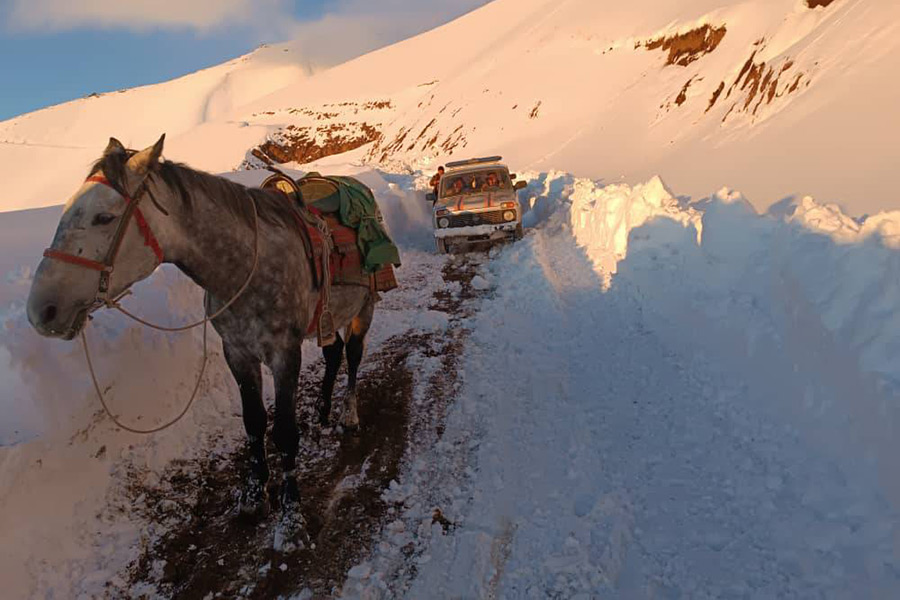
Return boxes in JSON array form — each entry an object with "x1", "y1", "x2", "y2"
[{"x1": 348, "y1": 563, "x2": 372, "y2": 579}]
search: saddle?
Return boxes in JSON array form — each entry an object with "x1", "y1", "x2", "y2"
[{"x1": 260, "y1": 170, "x2": 398, "y2": 346}]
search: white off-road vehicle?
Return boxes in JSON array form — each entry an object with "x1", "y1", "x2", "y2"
[{"x1": 427, "y1": 156, "x2": 527, "y2": 253}]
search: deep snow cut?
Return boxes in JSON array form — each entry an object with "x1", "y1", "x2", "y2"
[
  {"x1": 350, "y1": 172, "x2": 900, "y2": 597},
  {"x1": 3, "y1": 164, "x2": 900, "y2": 596}
]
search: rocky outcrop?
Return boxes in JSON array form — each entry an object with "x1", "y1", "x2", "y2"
[{"x1": 646, "y1": 25, "x2": 727, "y2": 67}]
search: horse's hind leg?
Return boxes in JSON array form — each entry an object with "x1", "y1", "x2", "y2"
[
  {"x1": 318, "y1": 333, "x2": 344, "y2": 427},
  {"x1": 271, "y1": 339, "x2": 303, "y2": 507},
  {"x1": 342, "y1": 297, "x2": 375, "y2": 432},
  {"x1": 223, "y1": 344, "x2": 268, "y2": 514}
]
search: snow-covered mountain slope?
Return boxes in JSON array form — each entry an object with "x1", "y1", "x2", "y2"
[
  {"x1": 2, "y1": 0, "x2": 898, "y2": 214},
  {"x1": 366, "y1": 0, "x2": 900, "y2": 214},
  {"x1": 0, "y1": 43, "x2": 311, "y2": 211}
]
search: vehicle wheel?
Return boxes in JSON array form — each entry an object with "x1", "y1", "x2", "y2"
[
  {"x1": 514, "y1": 223, "x2": 524, "y2": 240},
  {"x1": 435, "y1": 238, "x2": 448, "y2": 254}
]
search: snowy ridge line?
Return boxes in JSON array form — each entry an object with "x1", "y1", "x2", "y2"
[{"x1": 0, "y1": 139, "x2": 92, "y2": 150}]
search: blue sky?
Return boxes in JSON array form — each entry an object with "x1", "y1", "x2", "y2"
[{"x1": 0, "y1": 0, "x2": 486, "y2": 122}]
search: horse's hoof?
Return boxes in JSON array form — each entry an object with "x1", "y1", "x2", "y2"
[
  {"x1": 273, "y1": 483, "x2": 308, "y2": 552},
  {"x1": 238, "y1": 479, "x2": 270, "y2": 518}
]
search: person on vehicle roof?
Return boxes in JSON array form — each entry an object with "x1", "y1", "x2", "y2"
[{"x1": 429, "y1": 166, "x2": 444, "y2": 196}]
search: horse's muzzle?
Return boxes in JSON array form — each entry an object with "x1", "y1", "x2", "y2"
[{"x1": 27, "y1": 299, "x2": 89, "y2": 340}]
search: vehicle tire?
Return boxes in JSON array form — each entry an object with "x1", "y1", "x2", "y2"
[
  {"x1": 514, "y1": 223, "x2": 524, "y2": 240},
  {"x1": 436, "y1": 238, "x2": 448, "y2": 254}
]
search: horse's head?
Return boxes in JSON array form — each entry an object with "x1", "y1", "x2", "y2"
[{"x1": 27, "y1": 135, "x2": 167, "y2": 339}]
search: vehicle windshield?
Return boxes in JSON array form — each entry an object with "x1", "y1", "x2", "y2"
[{"x1": 439, "y1": 168, "x2": 511, "y2": 201}]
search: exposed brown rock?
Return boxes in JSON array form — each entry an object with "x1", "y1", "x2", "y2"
[
  {"x1": 806, "y1": 0, "x2": 836, "y2": 8},
  {"x1": 412, "y1": 118, "x2": 438, "y2": 149},
  {"x1": 252, "y1": 122, "x2": 381, "y2": 166},
  {"x1": 646, "y1": 24, "x2": 727, "y2": 67},
  {"x1": 675, "y1": 77, "x2": 696, "y2": 106},
  {"x1": 706, "y1": 81, "x2": 725, "y2": 112},
  {"x1": 441, "y1": 125, "x2": 466, "y2": 153},
  {"x1": 718, "y1": 46, "x2": 807, "y2": 123}
]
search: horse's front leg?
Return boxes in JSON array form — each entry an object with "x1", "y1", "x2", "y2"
[
  {"x1": 342, "y1": 300, "x2": 374, "y2": 433},
  {"x1": 223, "y1": 343, "x2": 268, "y2": 515},
  {"x1": 271, "y1": 340, "x2": 302, "y2": 509}
]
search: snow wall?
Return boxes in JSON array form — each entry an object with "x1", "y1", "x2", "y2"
[{"x1": 521, "y1": 171, "x2": 900, "y2": 505}]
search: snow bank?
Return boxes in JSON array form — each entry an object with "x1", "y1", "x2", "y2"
[
  {"x1": 522, "y1": 171, "x2": 900, "y2": 391},
  {"x1": 0, "y1": 205, "x2": 244, "y2": 597},
  {"x1": 379, "y1": 172, "x2": 900, "y2": 598},
  {"x1": 518, "y1": 171, "x2": 900, "y2": 507}
]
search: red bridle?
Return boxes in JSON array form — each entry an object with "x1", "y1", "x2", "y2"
[{"x1": 42, "y1": 175, "x2": 164, "y2": 305}]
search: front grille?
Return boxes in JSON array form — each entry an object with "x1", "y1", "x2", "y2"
[{"x1": 447, "y1": 211, "x2": 507, "y2": 227}]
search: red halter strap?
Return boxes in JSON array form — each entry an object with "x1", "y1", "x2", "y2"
[{"x1": 42, "y1": 248, "x2": 111, "y2": 272}]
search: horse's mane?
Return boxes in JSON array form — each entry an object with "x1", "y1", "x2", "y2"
[{"x1": 89, "y1": 150, "x2": 296, "y2": 230}]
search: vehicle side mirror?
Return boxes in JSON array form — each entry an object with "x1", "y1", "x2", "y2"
[
  {"x1": 426, "y1": 192, "x2": 437, "y2": 203},
  {"x1": 510, "y1": 173, "x2": 517, "y2": 180},
  {"x1": 514, "y1": 180, "x2": 527, "y2": 191}
]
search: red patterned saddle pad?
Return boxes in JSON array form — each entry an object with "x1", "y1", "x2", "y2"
[{"x1": 303, "y1": 213, "x2": 397, "y2": 292}]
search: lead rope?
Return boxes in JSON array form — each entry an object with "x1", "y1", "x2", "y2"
[
  {"x1": 81, "y1": 310, "x2": 208, "y2": 434},
  {"x1": 83, "y1": 198, "x2": 260, "y2": 433}
]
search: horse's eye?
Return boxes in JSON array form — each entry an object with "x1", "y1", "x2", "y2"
[{"x1": 91, "y1": 213, "x2": 116, "y2": 226}]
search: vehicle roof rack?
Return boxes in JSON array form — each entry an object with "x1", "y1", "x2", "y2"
[{"x1": 445, "y1": 156, "x2": 503, "y2": 170}]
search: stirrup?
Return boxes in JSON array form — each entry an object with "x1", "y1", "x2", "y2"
[{"x1": 317, "y1": 310, "x2": 336, "y2": 347}]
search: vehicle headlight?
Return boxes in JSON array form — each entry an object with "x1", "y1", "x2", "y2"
[
  {"x1": 438, "y1": 218, "x2": 450, "y2": 228},
  {"x1": 503, "y1": 211, "x2": 516, "y2": 222}
]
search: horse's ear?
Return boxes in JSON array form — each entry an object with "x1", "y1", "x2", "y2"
[
  {"x1": 126, "y1": 134, "x2": 166, "y2": 176},
  {"x1": 104, "y1": 137, "x2": 126, "y2": 156}
]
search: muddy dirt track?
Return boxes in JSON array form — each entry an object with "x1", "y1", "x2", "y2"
[{"x1": 120, "y1": 256, "x2": 484, "y2": 599}]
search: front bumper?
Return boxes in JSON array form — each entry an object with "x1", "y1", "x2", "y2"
[{"x1": 433, "y1": 222, "x2": 518, "y2": 239}]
